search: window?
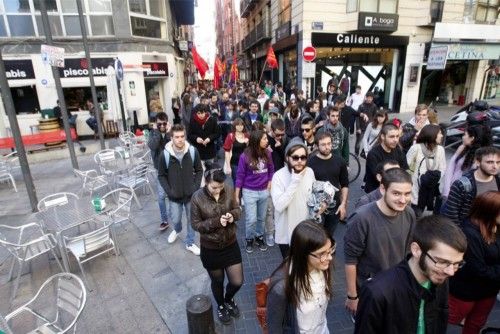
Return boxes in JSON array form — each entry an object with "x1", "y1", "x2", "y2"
[
  {"x1": 131, "y1": 16, "x2": 162, "y2": 38},
  {"x1": 0, "y1": 0, "x2": 113, "y2": 37},
  {"x1": 475, "y1": 0, "x2": 499, "y2": 23},
  {"x1": 128, "y1": 0, "x2": 167, "y2": 38},
  {"x1": 347, "y1": 0, "x2": 398, "y2": 13},
  {"x1": 278, "y1": 0, "x2": 291, "y2": 25},
  {"x1": 430, "y1": 0, "x2": 444, "y2": 23}
]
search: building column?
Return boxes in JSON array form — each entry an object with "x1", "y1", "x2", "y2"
[
  {"x1": 278, "y1": 53, "x2": 284, "y2": 83},
  {"x1": 388, "y1": 49, "x2": 399, "y2": 110}
]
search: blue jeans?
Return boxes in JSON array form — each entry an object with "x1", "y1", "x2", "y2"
[
  {"x1": 242, "y1": 189, "x2": 269, "y2": 240},
  {"x1": 86, "y1": 116, "x2": 98, "y2": 133},
  {"x1": 170, "y1": 201, "x2": 195, "y2": 246},
  {"x1": 157, "y1": 180, "x2": 170, "y2": 223}
]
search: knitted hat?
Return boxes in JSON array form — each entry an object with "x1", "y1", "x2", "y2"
[{"x1": 285, "y1": 137, "x2": 307, "y2": 157}]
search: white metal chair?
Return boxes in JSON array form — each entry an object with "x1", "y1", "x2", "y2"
[
  {"x1": 0, "y1": 223, "x2": 63, "y2": 302},
  {"x1": 5, "y1": 273, "x2": 86, "y2": 334},
  {"x1": 115, "y1": 162, "x2": 154, "y2": 209},
  {"x1": 37, "y1": 192, "x2": 79, "y2": 212},
  {"x1": 73, "y1": 169, "x2": 109, "y2": 197},
  {"x1": 0, "y1": 161, "x2": 17, "y2": 192},
  {"x1": 63, "y1": 221, "x2": 121, "y2": 289},
  {"x1": 2, "y1": 151, "x2": 20, "y2": 174},
  {"x1": 93, "y1": 149, "x2": 120, "y2": 177},
  {"x1": 101, "y1": 188, "x2": 134, "y2": 227}
]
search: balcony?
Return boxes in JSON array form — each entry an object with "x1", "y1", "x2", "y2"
[
  {"x1": 275, "y1": 21, "x2": 291, "y2": 42},
  {"x1": 240, "y1": 0, "x2": 258, "y2": 18}
]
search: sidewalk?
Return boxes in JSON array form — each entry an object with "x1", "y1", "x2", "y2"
[{"x1": 1, "y1": 133, "x2": 499, "y2": 333}]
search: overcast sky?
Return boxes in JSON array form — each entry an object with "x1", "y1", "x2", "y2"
[{"x1": 194, "y1": 0, "x2": 216, "y2": 70}]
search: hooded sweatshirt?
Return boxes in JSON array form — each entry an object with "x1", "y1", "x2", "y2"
[{"x1": 158, "y1": 141, "x2": 203, "y2": 203}]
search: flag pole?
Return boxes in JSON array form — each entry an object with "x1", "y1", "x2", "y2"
[{"x1": 258, "y1": 59, "x2": 268, "y2": 87}]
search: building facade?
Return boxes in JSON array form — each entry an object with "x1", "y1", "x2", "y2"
[
  {"x1": 238, "y1": 0, "x2": 499, "y2": 113},
  {"x1": 0, "y1": 0, "x2": 194, "y2": 137}
]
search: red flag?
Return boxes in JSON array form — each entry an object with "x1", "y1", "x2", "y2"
[
  {"x1": 266, "y1": 46, "x2": 278, "y2": 69},
  {"x1": 230, "y1": 55, "x2": 239, "y2": 83},
  {"x1": 214, "y1": 56, "x2": 222, "y2": 89},
  {"x1": 191, "y1": 46, "x2": 209, "y2": 79}
]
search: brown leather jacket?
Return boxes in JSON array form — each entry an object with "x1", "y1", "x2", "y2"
[{"x1": 191, "y1": 185, "x2": 241, "y2": 249}]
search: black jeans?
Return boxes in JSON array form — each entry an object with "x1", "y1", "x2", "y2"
[
  {"x1": 278, "y1": 244, "x2": 290, "y2": 259},
  {"x1": 323, "y1": 211, "x2": 340, "y2": 240}
]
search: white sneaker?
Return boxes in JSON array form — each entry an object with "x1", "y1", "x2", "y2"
[
  {"x1": 168, "y1": 230, "x2": 178, "y2": 243},
  {"x1": 186, "y1": 244, "x2": 200, "y2": 256}
]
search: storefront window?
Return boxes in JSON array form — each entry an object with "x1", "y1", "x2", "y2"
[
  {"x1": 7, "y1": 15, "x2": 35, "y2": 36},
  {"x1": 63, "y1": 87, "x2": 107, "y2": 111},
  {"x1": 11, "y1": 86, "x2": 40, "y2": 115}
]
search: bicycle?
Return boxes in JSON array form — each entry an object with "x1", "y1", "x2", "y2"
[{"x1": 348, "y1": 152, "x2": 361, "y2": 184}]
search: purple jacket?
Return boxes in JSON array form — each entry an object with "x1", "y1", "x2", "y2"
[{"x1": 235, "y1": 151, "x2": 274, "y2": 191}]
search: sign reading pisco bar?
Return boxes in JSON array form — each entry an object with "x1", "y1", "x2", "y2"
[{"x1": 303, "y1": 46, "x2": 317, "y2": 62}]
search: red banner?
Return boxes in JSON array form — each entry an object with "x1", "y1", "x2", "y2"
[
  {"x1": 266, "y1": 46, "x2": 278, "y2": 69},
  {"x1": 191, "y1": 46, "x2": 209, "y2": 79}
]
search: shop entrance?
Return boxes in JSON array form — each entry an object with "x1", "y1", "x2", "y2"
[
  {"x1": 314, "y1": 47, "x2": 401, "y2": 110},
  {"x1": 144, "y1": 79, "x2": 164, "y2": 121},
  {"x1": 11, "y1": 85, "x2": 40, "y2": 114},
  {"x1": 419, "y1": 61, "x2": 469, "y2": 105}
]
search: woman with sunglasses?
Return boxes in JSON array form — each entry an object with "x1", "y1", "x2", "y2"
[
  {"x1": 267, "y1": 220, "x2": 334, "y2": 333},
  {"x1": 448, "y1": 191, "x2": 500, "y2": 334},
  {"x1": 191, "y1": 163, "x2": 243, "y2": 325}
]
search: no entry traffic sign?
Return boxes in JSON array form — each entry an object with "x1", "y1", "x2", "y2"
[{"x1": 303, "y1": 46, "x2": 317, "y2": 62}]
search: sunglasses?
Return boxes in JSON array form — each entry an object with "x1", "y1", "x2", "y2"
[
  {"x1": 301, "y1": 128, "x2": 312, "y2": 133},
  {"x1": 274, "y1": 133, "x2": 285, "y2": 138},
  {"x1": 290, "y1": 155, "x2": 307, "y2": 161},
  {"x1": 157, "y1": 122, "x2": 168, "y2": 126}
]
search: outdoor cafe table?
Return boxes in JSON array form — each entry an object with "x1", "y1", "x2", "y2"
[{"x1": 35, "y1": 198, "x2": 109, "y2": 271}]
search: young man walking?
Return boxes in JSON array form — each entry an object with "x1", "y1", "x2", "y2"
[
  {"x1": 344, "y1": 167, "x2": 416, "y2": 317},
  {"x1": 317, "y1": 106, "x2": 350, "y2": 165},
  {"x1": 308, "y1": 132, "x2": 349, "y2": 237},
  {"x1": 355, "y1": 215, "x2": 467, "y2": 334},
  {"x1": 442, "y1": 146, "x2": 500, "y2": 225},
  {"x1": 364, "y1": 123, "x2": 409, "y2": 193},
  {"x1": 271, "y1": 137, "x2": 316, "y2": 258},
  {"x1": 158, "y1": 124, "x2": 203, "y2": 255},
  {"x1": 147, "y1": 111, "x2": 171, "y2": 230}
]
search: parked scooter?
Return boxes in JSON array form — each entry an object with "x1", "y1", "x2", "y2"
[{"x1": 441, "y1": 100, "x2": 500, "y2": 150}]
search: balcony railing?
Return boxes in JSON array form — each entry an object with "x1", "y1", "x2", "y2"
[
  {"x1": 275, "y1": 21, "x2": 291, "y2": 41},
  {"x1": 240, "y1": 0, "x2": 258, "y2": 18}
]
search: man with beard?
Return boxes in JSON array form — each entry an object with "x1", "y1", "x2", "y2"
[
  {"x1": 364, "y1": 123, "x2": 409, "y2": 193},
  {"x1": 243, "y1": 100, "x2": 263, "y2": 132},
  {"x1": 271, "y1": 137, "x2": 317, "y2": 258},
  {"x1": 344, "y1": 167, "x2": 416, "y2": 318},
  {"x1": 317, "y1": 106, "x2": 349, "y2": 165},
  {"x1": 300, "y1": 117, "x2": 316, "y2": 154},
  {"x1": 355, "y1": 215, "x2": 467, "y2": 334},
  {"x1": 326, "y1": 82, "x2": 339, "y2": 106},
  {"x1": 442, "y1": 146, "x2": 500, "y2": 225},
  {"x1": 148, "y1": 112, "x2": 172, "y2": 231},
  {"x1": 308, "y1": 132, "x2": 349, "y2": 237},
  {"x1": 355, "y1": 92, "x2": 378, "y2": 155}
]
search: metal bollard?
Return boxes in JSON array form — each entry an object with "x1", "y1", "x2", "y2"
[{"x1": 186, "y1": 294, "x2": 215, "y2": 334}]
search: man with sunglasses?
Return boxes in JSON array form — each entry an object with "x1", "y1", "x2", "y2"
[
  {"x1": 308, "y1": 132, "x2": 349, "y2": 238},
  {"x1": 147, "y1": 112, "x2": 172, "y2": 231},
  {"x1": 300, "y1": 117, "x2": 316, "y2": 154},
  {"x1": 355, "y1": 215, "x2": 467, "y2": 334},
  {"x1": 271, "y1": 137, "x2": 317, "y2": 258}
]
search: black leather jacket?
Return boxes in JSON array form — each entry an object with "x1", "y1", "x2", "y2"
[{"x1": 190, "y1": 185, "x2": 241, "y2": 249}]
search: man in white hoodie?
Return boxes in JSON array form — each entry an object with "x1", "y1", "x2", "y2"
[{"x1": 271, "y1": 137, "x2": 317, "y2": 258}]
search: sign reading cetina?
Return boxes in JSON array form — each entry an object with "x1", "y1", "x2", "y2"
[{"x1": 446, "y1": 44, "x2": 500, "y2": 60}]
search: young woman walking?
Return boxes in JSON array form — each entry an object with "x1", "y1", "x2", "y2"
[
  {"x1": 267, "y1": 220, "x2": 334, "y2": 333},
  {"x1": 191, "y1": 164, "x2": 243, "y2": 325}
]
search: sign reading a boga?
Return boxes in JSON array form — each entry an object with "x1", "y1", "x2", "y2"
[{"x1": 358, "y1": 12, "x2": 398, "y2": 32}]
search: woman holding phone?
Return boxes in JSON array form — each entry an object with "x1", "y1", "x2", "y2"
[{"x1": 191, "y1": 163, "x2": 243, "y2": 325}]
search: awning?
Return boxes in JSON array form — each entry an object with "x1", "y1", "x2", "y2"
[{"x1": 169, "y1": 0, "x2": 195, "y2": 26}]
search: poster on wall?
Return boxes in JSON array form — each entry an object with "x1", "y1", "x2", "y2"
[
  {"x1": 408, "y1": 64, "x2": 419, "y2": 86},
  {"x1": 427, "y1": 45, "x2": 448, "y2": 70}
]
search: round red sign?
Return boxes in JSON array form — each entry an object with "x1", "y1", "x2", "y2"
[{"x1": 303, "y1": 46, "x2": 317, "y2": 62}]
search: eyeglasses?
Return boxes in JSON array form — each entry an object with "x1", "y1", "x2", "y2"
[
  {"x1": 157, "y1": 122, "x2": 168, "y2": 127},
  {"x1": 301, "y1": 128, "x2": 312, "y2": 133},
  {"x1": 310, "y1": 245, "x2": 336, "y2": 262},
  {"x1": 424, "y1": 252, "x2": 465, "y2": 270},
  {"x1": 290, "y1": 155, "x2": 307, "y2": 161},
  {"x1": 274, "y1": 133, "x2": 285, "y2": 138}
]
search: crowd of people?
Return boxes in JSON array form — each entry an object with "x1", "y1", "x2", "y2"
[{"x1": 147, "y1": 80, "x2": 500, "y2": 332}]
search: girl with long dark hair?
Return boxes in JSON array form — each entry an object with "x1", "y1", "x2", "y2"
[
  {"x1": 361, "y1": 109, "x2": 388, "y2": 155},
  {"x1": 223, "y1": 118, "x2": 249, "y2": 184},
  {"x1": 235, "y1": 130, "x2": 274, "y2": 254},
  {"x1": 191, "y1": 164, "x2": 243, "y2": 325},
  {"x1": 442, "y1": 125, "x2": 492, "y2": 198},
  {"x1": 267, "y1": 220, "x2": 334, "y2": 333},
  {"x1": 448, "y1": 191, "x2": 500, "y2": 334}
]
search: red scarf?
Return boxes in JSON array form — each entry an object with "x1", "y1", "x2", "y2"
[{"x1": 193, "y1": 113, "x2": 209, "y2": 126}]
